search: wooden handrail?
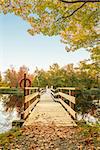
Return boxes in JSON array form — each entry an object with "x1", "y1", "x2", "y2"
[
  {"x1": 55, "y1": 92, "x2": 75, "y2": 104},
  {"x1": 21, "y1": 90, "x2": 40, "y2": 120},
  {"x1": 23, "y1": 99, "x2": 39, "y2": 119},
  {"x1": 59, "y1": 99, "x2": 76, "y2": 118},
  {"x1": 51, "y1": 88, "x2": 76, "y2": 119},
  {"x1": 51, "y1": 88, "x2": 55, "y2": 92},
  {"x1": 57, "y1": 87, "x2": 79, "y2": 90},
  {"x1": 25, "y1": 87, "x2": 39, "y2": 90},
  {"x1": 40, "y1": 89, "x2": 46, "y2": 94},
  {"x1": 0, "y1": 87, "x2": 10, "y2": 89},
  {"x1": 25, "y1": 92, "x2": 39, "y2": 103}
]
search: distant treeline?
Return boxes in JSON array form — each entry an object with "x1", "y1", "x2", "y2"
[
  {"x1": 0, "y1": 63, "x2": 99, "y2": 113},
  {"x1": 0, "y1": 62, "x2": 99, "y2": 89}
]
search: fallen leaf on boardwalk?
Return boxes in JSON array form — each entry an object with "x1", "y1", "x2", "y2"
[
  {"x1": 78, "y1": 145, "x2": 83, "y2": 150},
  {"x1": 0, "y1": 123, "x2": 99, "y2": 149}
]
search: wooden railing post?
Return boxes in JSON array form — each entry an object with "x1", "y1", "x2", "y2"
[
  {"x1": 69, "y1": 90, "x2": 71, "y2": 96},
  {"x1": 24, "y1": 73, "x2": 27, "y2": 96},
  {"x1": 54, "y1": 87, "x2": 76, "y2": 119},
  {"x1": 21, "y1": 74, "x2": 26, "y2": 120},
  {"x1": 21, "y1": 74, "x2": 31, "y2": 119},
  {"x1": 69, "y1": 90, "x2": 71, "y2": 107}
]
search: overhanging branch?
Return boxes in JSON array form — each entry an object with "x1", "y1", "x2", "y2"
[
  {"x1": 60, "y1": 0, "x2": 100, "y2": 3},
  {"x1": 65, "y1": 2, "x2": 87, "y2": 17},
  {"x1": 56, "y1": 2, "x2": 87, "y2": 21}
]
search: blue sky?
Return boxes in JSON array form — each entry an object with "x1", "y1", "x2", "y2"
[{"x1": 0, "y1": 13, "x2": 90, "y2": 73}]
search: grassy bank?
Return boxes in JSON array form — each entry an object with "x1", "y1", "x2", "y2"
[
  {"x1": 0, "y1": 123, "x2": 99, "y2": 149},
  {"x1": 0, "y1": 87, "x2": 23, "y2": 95}
]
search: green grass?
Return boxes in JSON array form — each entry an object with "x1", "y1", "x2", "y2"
[
  {"x1": 76, "y1": 123, "x2": 100, "y2": 148},
  {"x1": 0, "y1": 88, "x2": 23, "y2": 95},
  {"x1": 0, "y1": 128, "x2": 22, "y2": 148}
]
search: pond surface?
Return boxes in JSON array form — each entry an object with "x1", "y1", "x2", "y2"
[{"x1": 0, "y1": 94, "x2": 23, "y2": 133}]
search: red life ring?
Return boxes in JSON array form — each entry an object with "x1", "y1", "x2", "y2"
[{"x1": 19, "y1": 78, "x2": 31, "y2": 88}]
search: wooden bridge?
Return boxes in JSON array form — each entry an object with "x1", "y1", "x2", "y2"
[{"x1": 21, "y1": 87, "x2": 77, "y2": 126}]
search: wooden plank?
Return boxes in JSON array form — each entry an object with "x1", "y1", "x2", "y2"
[
  {"x1": 51, "y1": 88, "x2": 55, "y2": 92},
  {"x1": 25, "y1": 87, "x2": 38, "y2": 90},
  {"x1": 0, "y1": 87, "x2": 10, "y2": 89},
  {"x1": 24, "y1": 93, "x2": 77, "y2": 126},
  {"x1": 25, "y1": 92, "x2": 39, "y2": 103},
  {"x1": 40, "y1": 88, "x2": 45, "y2": 90},
  {"x1": 59, "y1": 99, "x2": 76, "y2": 118},
  {"x1": 57, "y1": 87, "x2": 78, "y2": 90},
  {"x1": 40, "y1": 89, "x2": 46, "y2": 94},
  {"x1": 55, "y1": 92, "x2": 75, "y2": 104},
  {"x1": 24, "y1": 99, "x2": 39, "y2": 119},
  {"x1": 51, "y1": 91, "x2": 54, "y2": 96}
]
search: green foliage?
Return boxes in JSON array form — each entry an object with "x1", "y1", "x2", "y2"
[
  {"x1": 0, "y1": 0, "x2": 99, "y2": 51},
  {"x1": 76, "y1": 88, "x2": 100, "y2": 113},
  {"x1": 0, "y1": 128, "x2": 22, "y2": 149},
  {"x1": 0, "y1": 1, "x2": 99, "y2": 90},
  {"x1": 47, "y1": 64, "x2": 66, "y2": 87},
  {"x1": 32, "y1": 68, "x2": 48, "y2": 87},
  {"x1": 90, "y1": 46, "x2": 100, "y2": 62},
  {"x1": 77, "y1": 124, "x2": 100, "y2": 148},
  {"x1": 31, "y1": 62, "x2": 99, "y2": 89},
  {"x1": 0, "y1": 60, "x2": 99, "y2": 90}
]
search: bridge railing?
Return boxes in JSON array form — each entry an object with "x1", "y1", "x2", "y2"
[
  {"x1": 40, "y1": 87, "x2": 46, "y2": 95},
  {"x1": 51, "y1": 87, "x2": 77, "y2": 119},
  {"x1": 21, "y1": 87, "x2": 40, "y2": 120},
  {"x1": 25, "y1": 87, "x2": 39, "y2": 95}
]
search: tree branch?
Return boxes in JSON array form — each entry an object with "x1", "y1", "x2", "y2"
[
  {"x1": 65, "y1": 2, "x2": 87, "y2": 17},
  {"x1": 56, "y1": 2, "x2": 86, "y2": 21},
  {"x1": 60, "y1": 0, "x2": 100, "y2": 3}
]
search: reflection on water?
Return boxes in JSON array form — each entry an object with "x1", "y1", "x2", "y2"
[{"x1": 0, "y1": 94, "x2": 24, "y2": 133}]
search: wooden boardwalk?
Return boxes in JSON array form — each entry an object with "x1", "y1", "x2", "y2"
[{"x1": 24, "y1": 91, "x2": 76, "y2": 126}]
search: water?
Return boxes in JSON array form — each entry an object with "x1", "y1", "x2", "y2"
[{"x1": 0, "y1": 94, "x2": 23, "y2": 133}]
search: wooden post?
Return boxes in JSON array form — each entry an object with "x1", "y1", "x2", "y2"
[
  {"x1": 69, "y1": 90, "x2": 71, "y2": 95},
  {"x1": 21, "y1": 74, "x2": 26, "y2": 119},
  {"x1": 69, "y1": 90, "x2": 71, "y2": 107},
  {"x1": 24, "y1": 73, "x2": 27, "y2": 96},
  {"x1": 61, "y1": 89, "x2": 62, "y2": 100}
]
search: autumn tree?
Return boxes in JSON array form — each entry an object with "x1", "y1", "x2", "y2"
[
  {"x1": 0, "y1": 0, "x2": 99, "y2": 51},
  {"x1": 4, "y1": 67, "x2": 18, "y2": 87},
  {"x1": 17, "y1": 65, "x2": 29, "y2": 82},
  {"x1": 4, "y1": 65, "x2": 31, "y2": 87},
  {"x1": 75, "y1": 61, "x2": 98, "y2": 88},
  {"x1": 32, "y1": 68, "x2": 48, "y2": 87},
  {"x1": 47, "y1": 63, "x2": 66, "y2": 87},
  {"x1": 90, "y1": 45, "x2": 100, "y2": 76},
  {"x1": 31, "y1": 63, "x2": 98, "y2": 88},
  {"x1": 90, "y1": 46, "x2": 100, "y2": 63}
]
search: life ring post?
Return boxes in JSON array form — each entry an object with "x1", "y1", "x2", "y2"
[
  {"x1": 24, "y1": 73, "x2": 27, "y2": 96},
  {"x1": 19, "y1": 73, "x2": 31, "y2": 96}
]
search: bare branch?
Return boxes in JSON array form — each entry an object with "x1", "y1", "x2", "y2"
[
  {"x1": 56, "y1": 2, "x2": 86, "y2": 21},
  {"x1": 60, "y1": 0, "x2": 100, "y2": 3}
]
